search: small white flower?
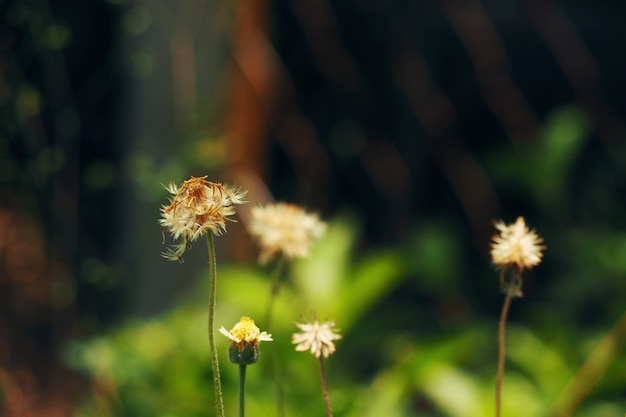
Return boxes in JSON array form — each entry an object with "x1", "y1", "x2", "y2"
[
  {"x1": 247, "y1": 203, "x2": 326, "y2": 263},
  {"x1": 292, "y1": 315, "x2": 342, "y2": 358},
  {"x1": 490, "y1": 216, "x2": 545, "y2": 271}
]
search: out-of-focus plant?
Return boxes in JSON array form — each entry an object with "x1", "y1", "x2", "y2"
[
  {"x1": 66, "y1": 210, "x2": 626, "y2": 417},
  {"x1": 245, "y1": 202, "x2": 326, "y2": 416},
  {"x1": 65, "y1": 215, "x2": 407, "y2": 416},
  {"x1": 489, "y1": 217, "x2": 545, "y2": 417}
]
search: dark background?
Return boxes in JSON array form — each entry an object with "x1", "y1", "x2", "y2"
[{"x1": 2, "y1": 0, "x2": 626, "y2": 415}]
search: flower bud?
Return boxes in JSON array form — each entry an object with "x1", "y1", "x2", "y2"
[
  {"x1": 219, "y1": 316, "x2": 272, "y2": 366},
  {"x1": 228, "y1": 343, "x2": 260, "y2": 365}
]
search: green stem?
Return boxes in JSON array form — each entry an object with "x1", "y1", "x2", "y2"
[
  {"x1": 495, "y1": 291, "x2": 511, "y2": 417},
  {"x1": 206, "y1": 233, "x2": 225, "y2": 417},
  {"x1": 318, "y1": 356, "x2": 333, "y2": 417},
  {"x1": 264, "y1": 256, "x2": 286, "y2": 417},
  {"x1": 271, "y1": 342, "x2": 286, "y2": 417},
  {"x1": 495, "y1": 271, "x2": 519, "y2": 417},
  {"x1": 548, "y1": 309, "x2": 626, "y2": 417},
  {"x1": 264, "y1": 255, "x2": 285, "y2": 331},
  {"x1": 239, "y1": 364, "x2": 247, "y2": 417}
]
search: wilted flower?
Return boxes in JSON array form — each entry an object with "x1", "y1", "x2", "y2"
[
  {"x1": 490, "y1": 216, "x2": 545, "y2": 271},
  {"x1": 292, "y1": 314, "x2": 342, "y2": 359},
  {"x1": 220, "y1": 316, "x2": 273, "y2": 365},
  {"x1": 248, "y1": 203, "x2": 326, "y2": 263},
  {"x1": 160, "y1": 176, "x2": 246, "y2": 261}
]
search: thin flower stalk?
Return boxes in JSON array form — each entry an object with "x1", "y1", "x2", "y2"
[
  {"x1": 238, "y1": 364, "x2": 246, "y2": 417},
  {"x1": 264, "y1": 255, "x2": 286, "y2": 417},
  {"x1": 496, "y1": 272, "x2": 518, "y2": 417},
  {"x1": 318, "y1": 356, "x2": 332, "y2": 417},
  {"x1": 206, "y1": 233, "x2": 225, "y2": 417},
  {"x1": 264, "y1": 255, "x2": 285, "y2": 332},
  {"x1": 489, "y1": 216, "x2": 545, "y2": 417}
]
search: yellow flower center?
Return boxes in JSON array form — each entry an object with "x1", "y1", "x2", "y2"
[{"x1": 230, "y1": 317, "x2": 261, "y2": 343}]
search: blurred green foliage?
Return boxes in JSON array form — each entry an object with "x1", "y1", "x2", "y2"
[
  {"x1": 481, "y1": 105, "x2": 592, "y2": 220},
  {"x1": 66, "y1": 209, "x2": 626, "y2": 416}
]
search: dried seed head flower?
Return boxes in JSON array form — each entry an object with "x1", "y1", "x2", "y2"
[
  {"x1": 219, "y1": 316, "x2": 273, "y2": 365},
  {"x1": 490, "y1": 216, "x2": 545, "y2": 271},
  {"x1": 292, "y1": 314, "x2": 342, "y2": 359},
  {"x1": 248, "y1": 203, "x2": 326, "y2": 263},
  {"x1": 160, "y1": 175, "x2": 246, "y2": 261}
]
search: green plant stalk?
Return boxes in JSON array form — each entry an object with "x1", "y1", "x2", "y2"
[
  {"x1": 548, "y1": 309, "x2": 626, "y2": 417},
  {"x1": 318, "y1": 356, "x2": 333, "y2": 417},
  {"x1": 239, "y1": 364, "x2": 247, "y2": 417},
  {"x1": 270, "y1": 342, "x2": 286, "y2": 417},
  {"x1": 264, "y1": 255, "x2": 285, "y2": 331},
  {"x1": 495, "y1": 270, "x2": 518, "y2": 417},
  {"x1": 264, "y1": 256, "x2": 286, "y2": 417},
  {"x1": 206, "y1": 233, "x2": 225, "y2": 417}
]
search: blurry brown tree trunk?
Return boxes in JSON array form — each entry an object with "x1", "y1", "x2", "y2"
[
  {"x1": 223, "y1": 0, "x2": 278, "y2": 258},
  {"x1": 224, "y1": 0, "x2": 276, "y2": 188}
]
